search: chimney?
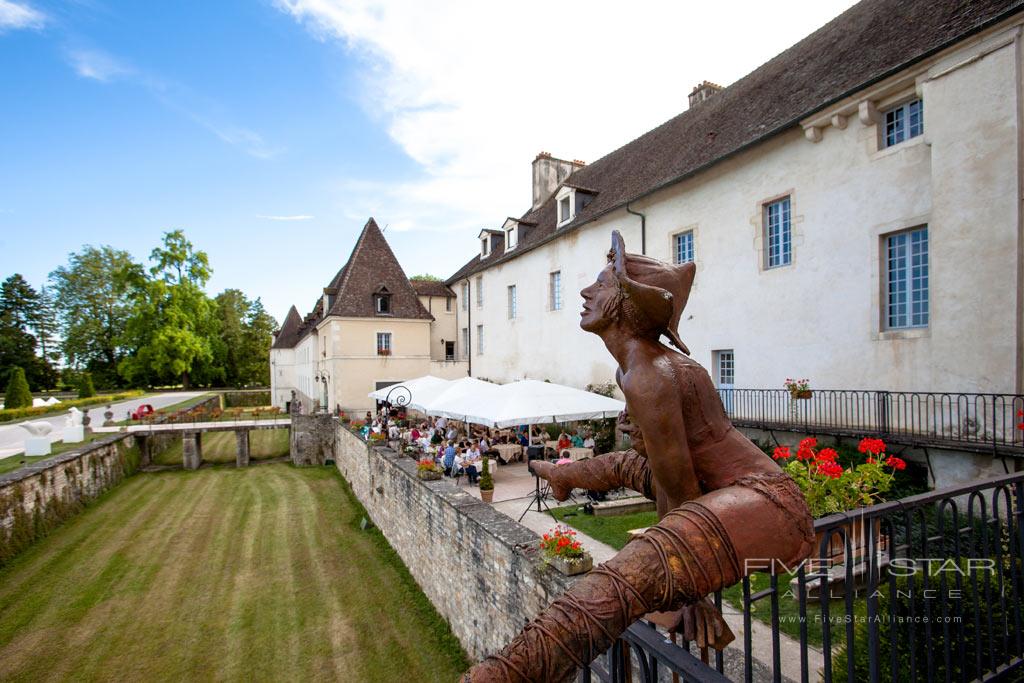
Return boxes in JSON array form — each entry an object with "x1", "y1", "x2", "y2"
[
  {"x1": 531, "y1": 152, "x2": 585, "y2": 211},
  {"x1": 688, "y1": 81, "x2": 723, "y2": 108}
]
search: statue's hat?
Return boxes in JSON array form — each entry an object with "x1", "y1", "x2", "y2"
[{"x1": 609, "y1": 230, "x2": 696, "y2": 354}]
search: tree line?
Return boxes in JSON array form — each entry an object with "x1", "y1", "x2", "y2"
[{"x1": 1, "y1": 230, "x2": 277, "y2": 395}]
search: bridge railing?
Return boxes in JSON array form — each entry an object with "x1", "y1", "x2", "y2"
[{"x1": 717, "y1": 388, "x2": 1024, "y2": 454}]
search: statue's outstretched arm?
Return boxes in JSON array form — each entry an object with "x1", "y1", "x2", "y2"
[{"x1": 529, "y1": 449, "x2": 655, "y2": 501}]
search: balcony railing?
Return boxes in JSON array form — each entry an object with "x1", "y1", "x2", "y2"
[
  {"x1": 716, "y1": 389, "x2": 1024, "y2": 455},
  {"x1": 579, "y1": 471, "x2": 1024, "y2": 682}
]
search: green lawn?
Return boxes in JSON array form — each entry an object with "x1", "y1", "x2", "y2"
[
  {"x1": 0, "y1": 465, "x2": 468, "y2": 681},
  {"x1": 549, "y1": 503, "x2": 836, "y2": 647},
  {"x1": 152, "y1": 429, "x2": 290, "y2": 466}
]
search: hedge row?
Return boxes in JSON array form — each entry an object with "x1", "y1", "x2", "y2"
[{"x1": 0, "y1": 391, "x2": 145, "y2": 423}]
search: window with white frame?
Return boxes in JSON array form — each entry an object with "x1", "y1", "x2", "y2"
[
  {"x1": 445, "y1": 296, "x2": 452, "y2": 312},
  {"x1": 764, "y1": 197, "x2": 792, "y2": 268},
  {"x1": 714, "y1": 350, "x2": 735, "y2": 386},
  {"x1": 505, "y1": 226, "x2": 518, "y2": 250},
  {"x1": 376, "y1": 332, "x2": 392, "y2": 356},
  {"x1": 549, "y1": 271, "x2": 562, "y2": 311},
  {"x1": 461, "y1": 327, "x2": 469, "y2": 360},
  {"x1": 673, "y1": 230, "x2": 694, "y2": 264},
  {"x1": 476, "y1": 324, "x2": 484, "y2": 355},
  {"x1": 481, "y1": 237, "x2": 491, "y2": 258},
  {"x1": 558, "y1": 195, "x2": 572, "y2": 226},
  {"x1": 885, "y1": 226, "x2": 929, "y2": 329},
  {"x1": 507, "y1": 285, "x2": 517, "y2": 319},
  {"x1": 476, "y1": 276, "x2": 483, "y2": 307},
  {"x1": 883, "y1": 99, "x2": 923, "y2": 148},
  {"x1": 461, "y1": 282, "x2": 469, "y2": 311}
]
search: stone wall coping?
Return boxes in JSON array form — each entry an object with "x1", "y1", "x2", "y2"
[
  {"x1": 369, "y1": 442, "x2": 575, "y2": 591},
  {"x1": 0, "y1": 433, "x2": 130, "y2": 485}
]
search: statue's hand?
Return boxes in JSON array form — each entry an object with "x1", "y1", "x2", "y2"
[
  {"x1": 678, "y1": 598, "x2": 734, "y2": 651},
  {"x1": 528, "y1": 460, "x2": 573, "y2": 501}
]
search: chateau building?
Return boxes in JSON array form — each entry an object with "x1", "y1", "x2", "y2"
[
  {"x1": 270, "y1": 218, "x2": 466, "y2": 412},
  {"x1": 446, "y1": 0, "x2": 1024, "y2": 396}
]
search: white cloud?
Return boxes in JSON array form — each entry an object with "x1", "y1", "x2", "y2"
[
  {"x1": 257, "y1": 214, "x2": 315, "y2": 221},
  {"x1": 0, "y1": 0, "x2": 44, "y2": 32},
  {"x1": 67, "y1": 48, "x2": 133, "y2": 82},
  {"x1": 277, "y1": 0, "x2": 859, "y2": 244}
]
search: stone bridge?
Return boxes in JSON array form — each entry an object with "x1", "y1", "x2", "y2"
[{"x1": 93, "y1": 419, "x2": 292, "y2": 469}]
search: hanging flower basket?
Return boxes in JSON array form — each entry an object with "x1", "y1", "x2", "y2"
[{"x1": 792, "y1": 389, "x2": 813, "y2": 399}]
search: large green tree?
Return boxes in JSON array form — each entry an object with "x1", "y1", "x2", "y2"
[
  {"x1": 213, "y1": 290, "x2": 276, "y2": 387},
  {"x1": 119, "y1": 231, "x2": 217, "y2": 389},
  {"x1": 49, "y1": 246, "x2": 141, "y2": 387},
  {"x1": 0, "y1": 274, "x2": 56, "y2": 389}
]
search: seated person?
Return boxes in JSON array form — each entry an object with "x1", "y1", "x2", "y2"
[
  {"x1": 517, "y1": 431, "x2": 529, "y2": 448},
  {"x1": 442, "y1": 441, "x2": 458, "y2": 476},
  {"x1": 463, "y1": 442, "x2": 483, "y2": 484},
  {"x1": 583, "y1": 433, "x2": 596, "y2": 450},
  {"x1": 570, "y1": 432, "x2": 584, "y2": 448},
  {"x1": 557, "y1": 432, "x2": 571, "y2": 451}
]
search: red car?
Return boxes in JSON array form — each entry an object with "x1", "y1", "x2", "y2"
[{"x1": 131, "y1": 404, "x2": 155, "y2": 420}]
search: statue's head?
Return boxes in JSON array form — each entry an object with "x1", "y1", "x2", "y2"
[{"x1": 580, "y1": 230, "x2": 695, "y2": 353}]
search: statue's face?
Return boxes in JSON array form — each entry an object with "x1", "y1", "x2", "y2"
[{"x1": 580, "y1": 264, "x2": 617, "y2": 333}]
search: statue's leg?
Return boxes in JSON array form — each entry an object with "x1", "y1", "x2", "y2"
[
  {"x1": 530, "y1": 449, "x2": 654, "y2": 501},
  {"x1": 463, "y1": 472, "x2": 813, "y2": 683}
]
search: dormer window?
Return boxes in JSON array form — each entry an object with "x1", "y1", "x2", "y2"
[
  {"x1": 505, "y1": 225, "x2": 518, "y2": 250},
  {"x1": 557, "y1": 193, "x2": 573, "y2": 226},
  {"x1": 478, "y1": 229, "x2": 500, "y2": 258},
  {"x1": 481, "y1": 237, "x2": 491, "y2": 258},
  {"x1": 374, "y1": 286, "x2": 392, "y2": 315}
]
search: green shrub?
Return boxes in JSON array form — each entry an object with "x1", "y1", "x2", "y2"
[
  {"x1": 222, "y1": 391, "x2": 270, "y2": 408},
  {"x1": 479, "y1": 458, "x2": 493, "y2": 491},
  {"x1": 77, "y1": 372, "x2": 96, "y2": 399},
  {"x1": 0, "y1": 391, "x2": 144, "y2": 423},
  {"x1": 3, "y1": 367, "x2": 32, "y2": 409}
]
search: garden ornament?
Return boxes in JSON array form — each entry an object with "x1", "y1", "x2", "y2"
[
  {"x1": 18, "y1": 421, "x2": 53, "y2": 437},
  {"x1": 65, "y1": 407, "x2": 83, "y2": 428},
  {"x1": 463, "y1": 231, "x2": 814, "y2": 682}
]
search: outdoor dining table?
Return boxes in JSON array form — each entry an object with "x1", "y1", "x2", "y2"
[
  {"x1": 492, "y1": 443, "x2": 523, "y2": 463},
  {"x1": 560, "y1": 447, "x2": 594, "y2": 462}
]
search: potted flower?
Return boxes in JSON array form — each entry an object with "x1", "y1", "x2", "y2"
[
  {"x1": 539, "y1": 525, "x2": 593, "y2": 576},
  {"x1": 784, "y1": 377, "x2": 812, "y2": 399},
  {"x1": 479, "y1": 458, "x2": 495, "y2": 503},
  {"x1": 417, "y1": 458, "x2": 443, "y2": 481},
  {"x1": 773, "y1": 436, "x2": 905, "y2": 562}
]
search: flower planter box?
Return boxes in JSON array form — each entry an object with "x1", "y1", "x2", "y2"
[
  {"x1": 790, "y1": 389, "x2": 813, "y2": 399},
  {"x1": 417, "y1": 470, "x2": 442, "y2": 481},
  {"x1": 548, "y1": 553, "x2": 593, "y2": 576},
  {"x1": 815, "y1": 516, "x2": 887, "y2": 564}
]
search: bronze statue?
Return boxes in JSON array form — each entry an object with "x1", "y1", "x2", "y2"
[{"x1": 463, "y1": 231, "x2": 814, "y2": 682}]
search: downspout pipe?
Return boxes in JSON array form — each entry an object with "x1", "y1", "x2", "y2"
[
  {"x1": 626, "y1": 201, "x2": 646, "y2": 255},
  {"x1": 466, "y1": 278, "x2": 472, "y2": 377}
]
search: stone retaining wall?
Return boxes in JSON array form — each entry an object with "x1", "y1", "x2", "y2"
[
  {"x1": 0, "y1": 434, "x2": 139, "y2": 565},
  {"x1": 334, "y1": 423, "x2": 574, "y2": 662}
]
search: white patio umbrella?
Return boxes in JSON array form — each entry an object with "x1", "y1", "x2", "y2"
[
  {"x1": 485, "y1": 379, "x2": 624, "y2": 428},
  {"x1": 419, "y1": 377, "x2": 504, "y2": 425},
  {"x1": 367, "y1": 375, "x2": 452, "y2": 412}
]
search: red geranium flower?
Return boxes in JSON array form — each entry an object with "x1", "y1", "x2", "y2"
[
  {"x1": 858, "y1": 437, "x2": 886, "y2": 456},
  {"x1": 799, "y1": 437, "x2": 818, "y2": 450},
  {"x1": 772, "y1": 446, "x2": 791, "y2": 460},
  {"x1": 885, "y1": 455, "x2": 907, "y2": 471},
  {"x1": 816, "y1": 461, "x2": 844, "y2": 479},
  {"x1": 815, "y1": 447, "x2": 838, "y2": 462},
  {"x1": 796, "y1": 446, "x2": 815, "y2": 461}
]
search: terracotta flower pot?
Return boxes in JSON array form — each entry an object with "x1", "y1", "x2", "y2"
[
  {"x1": 549, "y1": 553, "x2": 594, "y2": 576},
  {"x1": 480, "y1": 488, "x2": 494, "y2": 503}
]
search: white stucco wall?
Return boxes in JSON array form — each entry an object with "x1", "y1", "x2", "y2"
[{"x1": 451, "y1": 25, "x2": 1023, "y2": 396}]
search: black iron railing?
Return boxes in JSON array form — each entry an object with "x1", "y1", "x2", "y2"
[
  {"x1": 717, "y1": 389, "x2": 1024, "y2": 455},
  {"x1": 580, "y1": 471, "x2": 1024, "y2": 682}
]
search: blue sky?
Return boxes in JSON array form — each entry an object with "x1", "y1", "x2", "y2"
[{"x1": 0, "y1": 0, "x2": 857, "y2": 325}]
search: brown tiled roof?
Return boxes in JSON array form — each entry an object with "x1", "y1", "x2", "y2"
[
  {"x1": 272, "y1": 218, "x2": 433, "y2": 349},
  {"x1": 271, "y1": 306, "x2": 303, "y2": 349},
  {"x1": 327, "y1": 218, "x2": 433, "y2": 320},
  {"x1": 410, "y1": 279, "x2": 456, "y2": 298},
  {"x1": 447, "y1": 0, "x2": 1022, "y2": 285}
]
